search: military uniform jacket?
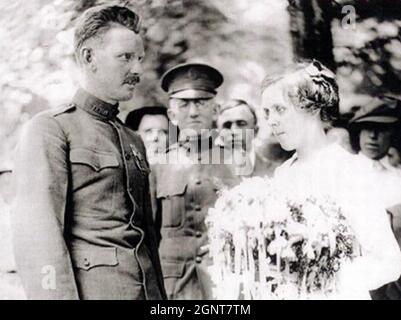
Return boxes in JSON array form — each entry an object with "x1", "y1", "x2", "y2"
[
  {"x1": 152, "y1": 134, "x2": 240, "y2": 299},
  {"x1": 11, "y1": 89, "x2": 166, "y2": 300}
]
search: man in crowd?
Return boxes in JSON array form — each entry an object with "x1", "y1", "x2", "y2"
[
  {"x1": 11, "y1": 5, "x2": 166, "y2": 300},
  {"x1": 349, "y1": 95, "x2": 401, "y2": 300},
  {"x1": 350, "y1": 97, "x2": 400, "y2": 164},
  {"x1": 349, "y1": 95, "x2": 401, "y2": 207},
  {"x1": 216, "y1": 98, "x2": 280, "y2": 177},
  {"x1": 152, "y1": 63, "x2": 239, "y2": 299}
]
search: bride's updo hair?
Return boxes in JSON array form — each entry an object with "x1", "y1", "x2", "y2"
[{"x1": 261, "y1": 60, "x2": 340, "y2": 123}]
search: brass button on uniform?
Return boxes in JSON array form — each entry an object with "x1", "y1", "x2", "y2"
[
  {"x1": 83, "y1": 258, "x2": 90, "y2": 267},
  {"x1": 195, "y1": 256, "x2": 202, "y2": 263},
  {"x1": 195, "y1": 205, "x2": 201, "y2": 211},
  {"x1": 125, "y1": 152, "x2": 132, "y2": 161}
]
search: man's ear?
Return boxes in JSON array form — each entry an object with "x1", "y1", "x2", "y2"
[
  {"x1": 80, "y1": 47, "x2": 96, "y2": 72},
  {"x1": 212, "y1": 102, "x2": 219, "y2": 122},
  {"x1": 215, "y1": 102, "x2": 221, "y2": 114},
  {"x1": 254, "y1": 125, "x2": 259, "y2": 135},
  {"x1": 167, "y1": 108, "x2": 178, "y2": 126}
]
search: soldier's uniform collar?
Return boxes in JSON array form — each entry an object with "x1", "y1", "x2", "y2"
[{"x1": 73, "y1": 88, "x2": 120, "y2": 121}]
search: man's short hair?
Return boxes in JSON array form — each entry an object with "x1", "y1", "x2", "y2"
[
  {"x1": 219, "y1": 99, "x2": 258, "y2": 126},
  {"x1": 74, "y1": 5, "x2": 141, "y2": 60}
]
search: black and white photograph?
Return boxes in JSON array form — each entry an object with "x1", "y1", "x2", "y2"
[{"x1": 0, "y1": 0, "x2": 401, "y2": 306}]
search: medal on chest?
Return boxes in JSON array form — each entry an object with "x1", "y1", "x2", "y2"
[{"x1": 129, "y1": 144, "x2": 150, "y2": 174}]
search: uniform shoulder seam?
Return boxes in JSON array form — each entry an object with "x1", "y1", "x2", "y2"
[{"x1": 51, "y1": 103, "x2": 76, "y2": 117}]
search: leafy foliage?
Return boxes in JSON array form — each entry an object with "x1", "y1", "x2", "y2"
[{"x1": 331, "y1": 0, "x2": 401, "y2": 110}]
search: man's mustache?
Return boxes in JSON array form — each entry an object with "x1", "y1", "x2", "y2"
[{"x1": 123, "y1": 74, "x2": 141, "y2": 85}]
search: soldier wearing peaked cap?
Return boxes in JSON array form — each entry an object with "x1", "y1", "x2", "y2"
[
  {"x1": 161, "y1": 63, "x2": 224, "y2": 99},
  {"x1": 151, "y1": 63, "x2": 240, "y2": 300},
  {"x1": 348, "y1": 95, "x2": 401, "y2": 300}
]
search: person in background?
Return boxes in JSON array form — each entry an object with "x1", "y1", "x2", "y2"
[
  {"x1": 216, "y1": 98, "x2": 280, "y2": 177},
  {"x1": 125, "y1": 105, "x2": 174, "y2": 164},
  {"x1": 152, "y1": 63, "x2": 239, "y2": 300},
  {"x1": 125, "y1": 105, "x2": 176, "y2": 222},
  {"x1": 348, "y1": 96, "x2": 401, "y2": 207},
  {"x1": 348, "y1": 95, "x2": 401, "y2": 300}
]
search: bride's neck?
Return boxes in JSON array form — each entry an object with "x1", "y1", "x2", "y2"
[{"x1": 295, "y1": 125, "x2": 331, "y2": 163}]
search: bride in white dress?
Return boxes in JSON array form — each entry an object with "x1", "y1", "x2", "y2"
[{"x1": 260, "y1": 60, "x2": 401, "y2": 299}]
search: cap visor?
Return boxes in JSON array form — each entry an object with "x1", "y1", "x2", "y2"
[
  {"x1": 169, "y1": 89, "x2": 215, "y2": 99},
  {"x1": 353, "y1": 115, "x2": 399, "y2": 124}
]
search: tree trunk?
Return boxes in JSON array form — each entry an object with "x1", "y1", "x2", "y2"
[{"x1": 288, "y1": 0, "x2": 336, "y2": 71}]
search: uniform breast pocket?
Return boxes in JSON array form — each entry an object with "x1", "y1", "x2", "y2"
[
  {"x1": 156, "y1": 179, "x2": 187, "y2": 229},
  {"x1": 70, "y1": 148, "x2": 119, "y2": 172},
  {"x1": 69, "y1": 148, "x2": 120, "y2": 212},
  {"x1": 71, "y1": 246, "x2": 119, "y2": 271}
]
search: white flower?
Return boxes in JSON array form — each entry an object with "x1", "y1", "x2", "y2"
[
  {"x1": 207, "y1": 178, "x2": 354, "y2": 300},
  {"x1": 281, "y1": 246, "x2": 297, "y2": 261}
]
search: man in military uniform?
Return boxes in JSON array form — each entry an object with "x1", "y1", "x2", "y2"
[
  {"x1": 152, "y1": 63, "x2": 239, "y2": 300},
  {"x1": 216, "y1": 98, "x2": 280, "y2": 177},
  {"x1": 11, "y1": 5, "x2": 166, "y2": 300},
  {"x1": 348, "y1": 95, "x2": 401, "y2": 300}
]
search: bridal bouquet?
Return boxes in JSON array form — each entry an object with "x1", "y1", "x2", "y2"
[{"x1": 205, "y1": 177, "x2": 355, "y2": 300}]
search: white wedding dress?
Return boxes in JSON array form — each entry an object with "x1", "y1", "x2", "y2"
[{"x1": 273, "y1": 143, "x2": 401, "y2": 299}]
